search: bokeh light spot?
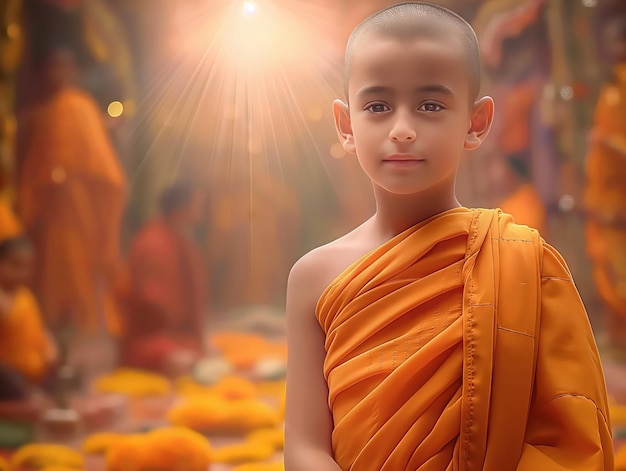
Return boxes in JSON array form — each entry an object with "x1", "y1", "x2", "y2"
[{"x1": 107, "y1": 101, "x2": 124, "y2": 118}]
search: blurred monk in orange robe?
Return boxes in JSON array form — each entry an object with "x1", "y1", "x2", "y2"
[
  {"x1": 497, "y1": 157, "x2": 547, "y2": 236},
  {"x1": 116, "y1": 182, "x2": 208, "y2": 374},
  {"x1": 585, "y1": 18, "x2": 626, "y2": 347},
  {"x1": 17, "y1": 50, "x2": 127, "y2": 333},
  {"x1": 0, "y1": 237, "x2": 57, "y2": 396}
]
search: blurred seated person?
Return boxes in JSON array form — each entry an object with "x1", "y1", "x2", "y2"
[
  {"x1": 496, "y1": 156, "x2": 547, "y2": 236},
  {"x1": 0, "y1": 237, "x2": 57, "y2": 420},
  {"x1": 116, "y1": 182, "x2": 209, "y2": 375}
]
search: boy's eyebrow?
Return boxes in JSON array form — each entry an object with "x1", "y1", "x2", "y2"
[{"x1": 356, "y1": 84, "x2": 455, "y2": 99}]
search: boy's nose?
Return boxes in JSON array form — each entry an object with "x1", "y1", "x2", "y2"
[{"x1": 389, "y1": 118, "x2": 417, "y2": 143}]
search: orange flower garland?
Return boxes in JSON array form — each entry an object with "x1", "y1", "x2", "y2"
[
  {"x1": 168, "y1": 396, "x2": 279, "y2": 434},
  {"x1": 105, "y1": 427, "x2": 211, "y2": 471}
]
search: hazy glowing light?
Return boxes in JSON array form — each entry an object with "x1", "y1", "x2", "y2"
[
  {"x1": 242, "y1": 1, "x2": 257, "y2": 15},
  {"x1": 306, "y1": 104, "x2": 323, "y2": 122},
  {"x1": 330, "y1": 142, "x2": 346, "y2": 159},
  {"x1": 107, "y1": 101, "x2": 124, "y2": 118}
]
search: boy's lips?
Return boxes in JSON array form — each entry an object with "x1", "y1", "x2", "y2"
[{"x1": 383, "y1": 154, "x2": 425, "y2": 164}]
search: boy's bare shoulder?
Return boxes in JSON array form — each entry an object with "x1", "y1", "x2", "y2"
[{"x1": 288, "y1": 221, "x2": 374, "y2": 310}]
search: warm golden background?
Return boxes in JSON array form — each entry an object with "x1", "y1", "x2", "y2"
[{"x1": 0, "y1": 0, "x2": 626, "y2": 470}]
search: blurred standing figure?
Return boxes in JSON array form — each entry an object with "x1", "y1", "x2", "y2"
[
  {"x1": 584, "y1": 18, "x2": 626, "y2": 347},
  {"x1": 17, "y1": 49, "x2": 127, "y2": 333},
  {"x1": 116, "y1": 182, "x2": 209, "y2": 374}
]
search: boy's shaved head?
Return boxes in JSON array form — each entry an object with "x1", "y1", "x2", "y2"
[{"x1": 345, "y1": 2, "x2": 481, "y2": 101}]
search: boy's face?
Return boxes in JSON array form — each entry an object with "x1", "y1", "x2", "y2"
[
  {"x1": 339, "y1": 35, "x2": 479, "y2": 196},
  {"x1": 0, "y1": 246, "x2": 34, "y2": 291}
]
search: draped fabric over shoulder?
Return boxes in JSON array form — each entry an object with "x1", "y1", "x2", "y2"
[{"x1": 316, "y1": 208, "x2": 612, "y2": 471}]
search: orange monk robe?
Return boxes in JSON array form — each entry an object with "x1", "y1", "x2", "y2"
[
  {"x1": 584, "y1": 63, "x2": 626, "y2": 341},
  {"x1": 317, "y1": 208, "x2": 612, "y2": 471},
  {"x1": 117, "y1": 219, "x2": 208, "y2": 370},
  {"x1": 498, "y1": 183, "x2": 547, "y2": 235},
  {"x1": 0, "y1": 287, "x2": 54, "y2": 384},
  {"x1": 17, "y1": 87, "x2": 127, "y2": 332}
]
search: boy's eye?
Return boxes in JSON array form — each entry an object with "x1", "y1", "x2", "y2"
[
  {"x1": 419, "y1": 103, "x2": 443, "y2": 112},
  {"x1": 365, "y1": 103, "x2": 390, "y2": 113}
]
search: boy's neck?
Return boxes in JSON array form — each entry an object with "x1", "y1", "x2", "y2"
[{"x1": 371, "y1": 185, "x2": 462, "y2": 239}]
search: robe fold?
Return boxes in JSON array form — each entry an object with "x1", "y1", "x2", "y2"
[{"x1": 316, "y1": 208, "x2": 612, "y2": 471}]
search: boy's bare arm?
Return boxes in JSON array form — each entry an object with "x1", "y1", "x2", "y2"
[{"x1": 284, "y1": 254, "x2": 341, "y2": 471}]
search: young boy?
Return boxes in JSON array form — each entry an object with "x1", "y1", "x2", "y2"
[{"x1": 285, "y1": 3, "x2": 613, "y2": 470}]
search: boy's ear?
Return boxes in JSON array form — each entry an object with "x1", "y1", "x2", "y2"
[
  {"x1": 333, "y1": 99, "x2": 356, "y2": 156},
  {"x1": 465, "y1": 96, "x2": 495, "y2": 151}
]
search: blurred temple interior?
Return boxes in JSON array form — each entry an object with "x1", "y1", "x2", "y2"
[{"x1": 0, "y1": 0, "x2": 626, "y2": 469}]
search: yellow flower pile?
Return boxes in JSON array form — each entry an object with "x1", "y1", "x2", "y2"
[
  {"x1": 247, "y1": 428, "x2": 284, "y2": 451},
  {"x1": 105, "y1": 427, "x2": 211, "y2": 471},
  {"x1": 212, "y1": 442, "x2": 274, "y2": 465},
  {"x1": 231, "y1": 463, "x2": 284, "y2": 471},
  {"x1": 168, "y1": 396, "x2": 279, "y2": 434},
  {"x1": 10, "y1": 444, "x2": 84, "y2": 469},
  {"x1": 616, "y1": 444, "x2": 626, "y2": 471},
  {"x1": 211, "y1": 332, "x2": 287, "y2": 370},
  {"x1": 93, "y1": 368, "x2": 171, "y2": 397},
  {"x1": 0, "y1": 456, "x2": 9, "y2": 471}
]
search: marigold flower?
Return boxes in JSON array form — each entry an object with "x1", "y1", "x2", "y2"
[
  {"x1": 246, "y1": 428, "x2": 284, "y2": 451},
  {"x1": 212, "y1": 441, "x2": 274, "y2": 464},
  {"x1": 168, "y1": 397, "x2": 279, "y2": 434},
  {"x1": 83, "y1": 432, "x2": 127, "y2": 455},
  {"x1": 11, "y1": 444, "x2": 84, "y2": 469},
  {"x1": 93, "y1": 369, "x2": 171, "y2": 397},
  {"x1": 105, "y1": 434, "x2": 150, "y2": 471},
  {"x1": 213, "y1": 376, "x2": 258, "y2": 400},
  {"x1": 256, "y1": 380, "x2": 286, "y2": 397},
  {"x1": 230, "y1": 462, "x2": 284, "y2": 471},
  {"x1": 105, "y1": 427, "x2": 211, "y2": 471}
]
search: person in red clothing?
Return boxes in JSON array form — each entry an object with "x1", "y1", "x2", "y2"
[{"x1": 117, "y1": 182, "x2": 209, "y2": 374}]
